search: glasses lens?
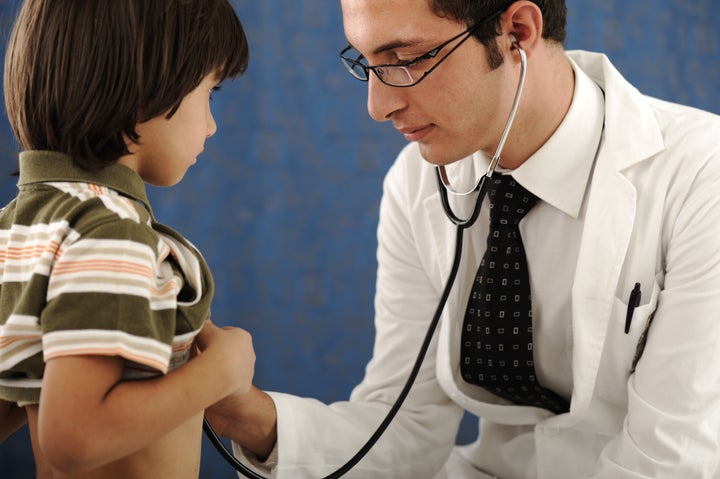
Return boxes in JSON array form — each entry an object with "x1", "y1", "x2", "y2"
[
  {"x1": 376, "y1": 66, "x2": 414, "y2": 86},
  {"x1": 340, "y1": 48, "x2": 369, "y2": 81},
  {"x1": 342, "y1": 58, "x2": 368, "y2": 80},
  {"x1": 339, "y1": 47, "x2": 414, "y2": 86}
]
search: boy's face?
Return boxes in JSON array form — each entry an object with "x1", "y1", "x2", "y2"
[
  {"x1": 341, "y1": 0, "x2": 519, "y2": 166},
  {"x1": 121, "y1": 74, "x2": 219, "y2": 186}
]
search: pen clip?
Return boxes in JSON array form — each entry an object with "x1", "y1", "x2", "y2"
[{"x1": 624, "y1": 282, "x2": 642, "y2": 334}]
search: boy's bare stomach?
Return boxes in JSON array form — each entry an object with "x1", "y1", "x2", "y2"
[{"x1": 25, "y1": 405, "x2": 204, "y2": 479}]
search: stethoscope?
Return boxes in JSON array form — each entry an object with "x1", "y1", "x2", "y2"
[{"x1": 203, "y1": 38, "x2": 527, "y2": 479}]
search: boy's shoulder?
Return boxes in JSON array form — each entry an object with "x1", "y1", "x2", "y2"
[{"x1": 44, "y1": 180, "x2": 150, "y2": 225}]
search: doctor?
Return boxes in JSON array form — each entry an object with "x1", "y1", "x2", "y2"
[{"x1": 205, "y1": 0, "x2": 720, "y2": 477}]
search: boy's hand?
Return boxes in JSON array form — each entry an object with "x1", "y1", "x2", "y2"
[
  {"x1": 194, "y1": 320, "x2": 256, "y2": 397},
  {"x1": 196, "y1": 321, "x2": 277, "y2": 457}
]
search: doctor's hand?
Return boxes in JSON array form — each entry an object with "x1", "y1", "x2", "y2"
[
  {"x1": 205, "y1": 385, "x2": 278, "y2": 460},
  {"x1": 193, "y1": 319, "x2": 256, "y2": 397}
]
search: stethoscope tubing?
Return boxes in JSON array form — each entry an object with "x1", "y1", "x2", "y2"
[
  {"x1": 204, "y1": 41, "x2": 527, "y2": 479},
  {"x1": 203, "y1": 223, "x2": 467, "y2": 479}
]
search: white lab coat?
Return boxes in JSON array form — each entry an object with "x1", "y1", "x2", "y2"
[{"x1": 243, "y1": 51, "x2": 720, "y2": 478}]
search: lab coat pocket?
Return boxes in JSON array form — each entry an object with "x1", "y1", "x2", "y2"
[{"x1": 596, "y1": 279, "x2": 660, "y2": 403}]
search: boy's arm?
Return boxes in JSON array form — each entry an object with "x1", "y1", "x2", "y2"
[
  {"x1": 0, "y1": 399, "x2": 27, "y2": 443},
  {"x1": 38, "y1": 320, "x2": 254, "y2": 474}
]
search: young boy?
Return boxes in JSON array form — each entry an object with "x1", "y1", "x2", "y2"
[{"x1": 0, "y1": 1, "x2": 257, "y2": 477}]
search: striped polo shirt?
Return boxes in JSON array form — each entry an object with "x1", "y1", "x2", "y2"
[{"x1": 0, "y1": 151, "x2": 214, "y2": 404}]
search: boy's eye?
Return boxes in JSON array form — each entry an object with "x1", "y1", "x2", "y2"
[{"x1": 210, "y1": 85, "x2": 221, "y2": 101}]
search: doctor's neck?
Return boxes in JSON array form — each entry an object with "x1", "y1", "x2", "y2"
[{"x1": 496, "y1": 45, "x2": 575, "y2": 170}]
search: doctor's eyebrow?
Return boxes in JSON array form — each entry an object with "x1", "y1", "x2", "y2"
[{"x1": 346, "y1": 38, "x2": 428, "y2": 57}]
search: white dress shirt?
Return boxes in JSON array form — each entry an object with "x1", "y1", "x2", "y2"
[{"x1": 445, "y1": 56, "x2": 606, "y2": 404}]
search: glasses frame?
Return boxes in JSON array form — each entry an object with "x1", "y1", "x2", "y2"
[{"x1": 340, "y1": 9, "x2": 503, "y2": 88}]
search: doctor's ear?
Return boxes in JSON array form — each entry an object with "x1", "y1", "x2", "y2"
[
  {"x1": 508, "y1": 33, "x2": 522, "y2": 51},
  {"x1": 500, "y1": 1, "x2": 543, "y2": 53}
]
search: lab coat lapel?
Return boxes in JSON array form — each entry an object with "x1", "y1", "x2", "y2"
[
  {"x1": 424, "y1": 52, "x2": 666, "y2": 424},
  {"x1": 568, "y1": 149, "x2": 636, "y2": 417},
  {"x1": 566, "y1": 51, "x2": 665, "y2": 419}
]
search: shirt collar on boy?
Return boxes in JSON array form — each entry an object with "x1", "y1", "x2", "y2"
[{"x1": 17, "y1": 150, "x2": 154, "y2": 217}]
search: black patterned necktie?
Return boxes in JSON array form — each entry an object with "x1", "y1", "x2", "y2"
[{"x1": 460, "y1": 174, "x2": 569, "y2": 414}]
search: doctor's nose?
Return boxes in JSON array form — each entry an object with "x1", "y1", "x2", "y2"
[{"x1": 366, "y1": 74, "x2": 407, "y2": 122}]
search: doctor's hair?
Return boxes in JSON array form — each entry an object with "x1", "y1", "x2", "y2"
[
  {"x1": 3, "y1": 0, "x2": 249, "y2": 172},
  {"x1": 429, "y1": 0, "x2": 567, "y2": 69}
]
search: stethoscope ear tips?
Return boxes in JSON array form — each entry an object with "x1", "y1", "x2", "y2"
[{"x1": 508, "y1": 33, "x2": 518, "y2": 46}]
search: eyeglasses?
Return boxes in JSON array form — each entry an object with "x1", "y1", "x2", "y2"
[{"x1": 339, "y1": 9, "x2": 503, "y2": 88}]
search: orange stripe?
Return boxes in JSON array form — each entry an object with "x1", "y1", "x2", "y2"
[
  {"x1": 3, "y1": 244, "x2": 57, "y2": 257},
  {"x1": 0, "y1": 241, "x2": 63, "y2": 262},
  {"x1": 52, "y1": 260, "x2": 152, "y2": 277},
  {"x1": 87, "y1": 183, "x2": 105, "y2": 195},
  {"x1": 151, "y1": 281, "x2": 179, "y2": 296},
  {"x1": 171, "y1": 338, "x2": 195, "y2": 353},
  {"x1": 0, "y1": 334, "x2": 40, "y2": 348}
]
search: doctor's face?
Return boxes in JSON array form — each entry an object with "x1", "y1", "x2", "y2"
[{"x1": 341, "y1": 0, "x2": 519, "y2": 166}]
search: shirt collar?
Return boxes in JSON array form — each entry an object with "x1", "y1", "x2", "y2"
[
  {"x1": 17, "y1": 151, "x2": 153, "y2": 215},
  {"x1": 507, "y1": 55, "x2": 605, "y2": 219}
]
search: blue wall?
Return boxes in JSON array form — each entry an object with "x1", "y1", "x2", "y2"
[{"x1": 0, "y1": 0, "x2": 718, "y2": 477}]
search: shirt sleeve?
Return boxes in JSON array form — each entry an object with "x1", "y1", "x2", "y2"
[{"x1": 41, "y1": 216, "x2": 182, "y2": 375}]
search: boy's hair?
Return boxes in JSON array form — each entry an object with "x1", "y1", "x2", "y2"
[
  {"x1": 4, "y1": 0, "x2": 249, "y2": 171},
  {"x1": 429, "y1": 0, "x2": 567, "y2": 69}
]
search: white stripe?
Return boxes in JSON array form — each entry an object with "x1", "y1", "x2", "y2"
[
  {"x1": 0, "y1": 378, "x2": 42, "y2": 388},
  {"x1": 55, "y1": 238, "x2": 155, "y2": 261},
  {"x1": 43, "y1": 329, "x2": 171, "y2": 367},
  {"x1": 2, "y1": 314, "x2": 39, "y2": 326},
  {"x1": 46, "y1": 238, "x2": 178, "y2": 309},
  {"x1": 43, "y1": 329, "x2": 171, "y2": 355},
  {"x1": 157, "y1": 233, "x2": 204, "y2": 306},
  {"x1": 0, "y1": 314, "x2": 43, "y2": 370},
  {"x1": 47, "y1": 272, "x2": 180, "y2": 310},
  {"x1": 0, "y1": 343, "x2": 43, "y2": 371},
  {"x1": 48, "y1": 276, "x2": 152, "y2": 298},
  {"x1": 46, "y1": 182, "x2": 105, "y2": 202},
  {"x1": 0, "y1": 221, "x2": 76, "y2": 281},
  {"x1": 99, "y1": 195, "x2": 140, "y2": 222},
  {"x1": 173, "y1": 329, "x2": 201, "y2": 344},
  {"x1": 48, "y1": 182, "x2": 139, "y2": 222}
]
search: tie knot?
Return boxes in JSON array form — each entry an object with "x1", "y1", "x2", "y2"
[{"x1": 487, "y1": 175, "x2": 538, "y2": 225}]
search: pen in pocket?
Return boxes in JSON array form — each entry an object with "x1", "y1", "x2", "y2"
[{"x1": 624, "y1": 282, "x2": 642, "y2": 334}]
